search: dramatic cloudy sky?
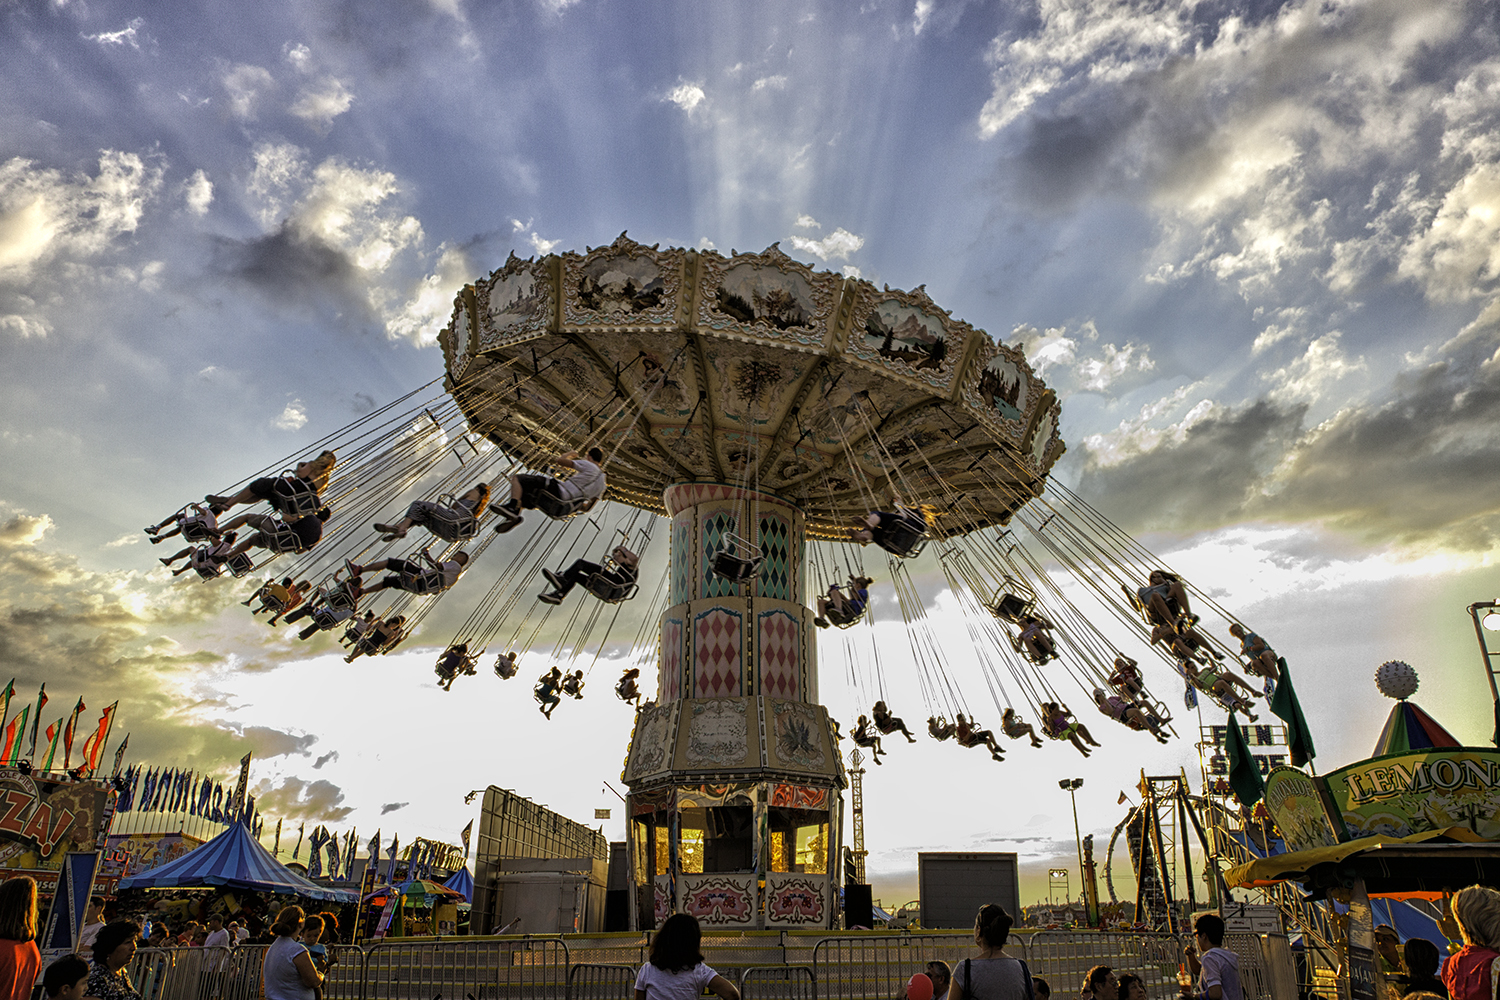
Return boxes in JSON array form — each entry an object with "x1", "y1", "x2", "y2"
[{"x1": 4, "y1": 0, "x2": 1500, "y2": 910}]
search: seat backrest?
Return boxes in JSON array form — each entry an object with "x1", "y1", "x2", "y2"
[
  {"x1": 261, "y1": 524, "x2": 303, "y2": 554},
  {"x1": 272, "y1": 474, "x2": 321, "y2": 517},
  {"x1": 225, "y1": 552, "x2": 255, "y2": 577},
  {"x1": 712, "y1": 550, "x2": 760, "y2": 582},
  {"x1": 402, "y1": 569, "x2": 444, "y2": 595},
  {"x1": 536, "y1": 493, "x2": 589, "y2": 519},
  {"x1": 430, "y1": 515, "x2": 479, "y2": 543},
  {"x1": 180, "y1": 520, "x2": 214, "y2": 544}
]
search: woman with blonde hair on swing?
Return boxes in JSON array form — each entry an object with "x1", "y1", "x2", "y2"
[{"x1": 206, "y1": 450, "x2": 338, "y2": 515}]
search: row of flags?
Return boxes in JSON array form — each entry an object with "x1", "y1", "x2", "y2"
[
  {"x1": 1224, "y1": 658, "x2": 1317, "y2": 807},
  {"x1": 0, "y1": 682, "x2": 119, "y2": 775},
  {"x1": 114, "y1": 752, "x2": 262, "y2": 834}
]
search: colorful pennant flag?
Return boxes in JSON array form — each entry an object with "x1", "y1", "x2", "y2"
[
  {"x1": 1269, "y1": 658, "x2": 1317, "y2": 767},
  {"x1": 81, "y1": 702, "x2": 118, "y2": 774},
  {"x1": 26, "y1": 685, "x2": 46, "y2": 757},
  {"x1": 111, "y1": 732, "x2": 129, "y2": 777},
  {"x1": 40, "y1": 717, "x2": 63, "y2": 771},
  {"x1": 461, "y1": 819, "x2": 473, "y2": 860},
  {"x1": 1226, "y1": 711, "x2": 1266, "y2": 807},
  {"x1": 0, "y1": 706, "x2": 29, "y2": 765},
  {"x1": 62, "y1": 698, "x2": 85, "y2": 769}
]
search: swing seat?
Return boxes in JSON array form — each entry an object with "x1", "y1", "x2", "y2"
[
  {"x1": 193, "y1": 561, "x2": 223, "y2": 580},
  {"x1": 712, "y1": 532, "x2": 762, "y2": 582},
  {"x1": 271, "y1": 473, "x2": 322, "y2": 518},
  {"x1": 225, "y1": 552, "x2": 255, "y2": 577},
  {"x1": 878, "y1": 512, "x2": 928, "y2": 558},
  {"x1": 314, "y1": 606, "x2": 354, "y2": 631},
  {"x1": 180, "y1": 519, "x2": 215, "y2": 544},
  {"x1": 583, "y1": 573, "x2": 638, "y2": 604},
  {"x1": 425, "y1": 495, "x2": 480, "y2": 542},
  {"x1": 325, "y1": 586, "x2": 358, "y2": 613},
  {"x1": 825, "y1": 604, "x2": 865, "y2": 629},
  {"x1": 495, "y1": 658, "x2": 519, "y2": 679},
  {"x1": 260, "y1": 523, "x2": 305, "y2": 555},
  {"x1": 258, "y1": 593, "x2": 287, "y2": 613},
  {"x1": 536, "y1": 492, "x2": 595, "y2": 520},
  {"x1": 989, "y1": 592, "x2": 1032, "y2": 623},
  {"x1": 400, "y1": 571, "x2": 444, "y2": 596}
]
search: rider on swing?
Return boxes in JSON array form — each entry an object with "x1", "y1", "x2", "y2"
[
  {"x1": 954, "y1": 713, "x2": 1005, "y2": 763},
  {"x1": 615, "y1": 668, "x2": 642, "y2": 706},
  {"x1": 373, "y1": 482, "x2": 490, "y2": 541},
  {"x1": 851, "y1": 507, "x2": 929, "y2": 557},
  {"x1": 538, "y1": 544, "x2": 640, "y2": 605},
  {"x1": 872, "y1": 700, "x2": 917, "y2": 743},
  {"x1": 535, "y1": 667, "x2": 563, "y2": 718},
  {"x1": 492, "y1": 448, "x2": 607, "y2": 534},
  {"x1": 850, "y1": 716, "x2": 888, "y2": 765},
  {"x1": 814, "y1": 575, "x2": 872, "y2": 629},
  {"x1": 1001, "y1": 707, "x2": 1045, "y2": 749},
  {"x1": 435, "y1": 644, "x2": 478, "y2": 691}
]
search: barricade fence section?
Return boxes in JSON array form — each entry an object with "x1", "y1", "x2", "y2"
[
  {"x1": 120, "y1": 929, "x2": 1296, "y2": 1000},
  {"x1": 1023, "y1": 931, "x2": 1189, "y2": 997},
  {"x1": 740, "y1": 964, "x2": 817, "y2": 999},
  {"x1": 566, "y1": 963, "x2": 637, "y2": 1000},
  {"x1": 362, "y1": 936, "x2": 570, "y2": 999},
  {"x1": 812, "y1": 931, "x2": 976, "y2": 999}
]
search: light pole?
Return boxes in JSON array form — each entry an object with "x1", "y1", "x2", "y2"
[
  {"x1": 1059, "y1": 778, "x2": 1085, "y2": 920},
  {"x1": 1467, "y1": 601, "x2": 1500, "y2": 747}
]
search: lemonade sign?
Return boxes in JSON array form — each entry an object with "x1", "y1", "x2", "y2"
[{"x1": 1323, "y1": 748, "x2": 1500, "y2": 840}]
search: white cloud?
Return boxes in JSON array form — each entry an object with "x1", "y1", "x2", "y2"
[
  {"x1": 182, "y1": 169, "x2": 213, "y2": 216},
  {"x1": 665, "y1": 81, "x2": 706, "y2": 113},
  {"x1": 289, "y1": 159, "x2": 422, "y2": 271},
  {"x1": 290, "y1": 78, "x2": 355, "y2": 130},
  {"x1": 789, "y1": 227, "x2": 864, "y2": 261},
  {"x1": 274, "y1": 400, "x2": 308, "y2": 430},
  {"x1": 1398, "y1": 162, "x2": 1500, "y2": 303},
  {"x1": 283, "y1": 42, "x2": 312, "y2": 73},
  {"x1": 538, "y1": 0, "x2": 580, "y2": 12},
  {"x1": 0, "y1": 151, "x2": 164, "y2": 276},
  {"x1": 528, "y1": 232, "x2": 560, "y2": 255},
  {"x1": 1265, "y1": 331, "x2": 1365, "y2": 402},
  {"x1": 841, "y1": 265, "x2": 862, "y2": 279},
  {"x1": 794, "y1": 214, "x2": 820, "y2": 230},
  {"x1": 1083, "y1": 387, "x2": 1218, "y2": 468},
  {"x1": 697, "y1": 237, "x2": 716, "y2": 250},
  {"x1": 247, "y1": 142, "x2": 307, "y2": 228},
  {"x1": 222, "y1": 64, "x2": 275, "y2": 120},
  {"x1": 0, "y1": 314, "x2": 49, "y2": 339},
  {"x1": 913, "y1": 0, "x2": 933, "y2": 35},
  {"x1": 752, "y1": 75, "x2": 787, "y2": 92},
  {"x1": 380, "y1": 243, "x2": 472, "y2": 347},
  {"x1": 104, "y1": 533, "x2": 140, "y2": 548},
  {"x1": 83, "y1": 17, "x2": 144, "y2": 48},
  {"x1": 1011, "y1": 323, "x2": 1076, "y2": 376},
  {"x1": 1076, "y1": 341, "x2": 1154, "y2": 392}
]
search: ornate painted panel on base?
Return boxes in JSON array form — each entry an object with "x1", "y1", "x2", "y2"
[
  {"x1": 680, "y1": 874, "x2": 758, "y2": 927},
  {"x1": 765, "y1": 873, "x2": 828, "y2": 926},
  {"x1": 654, "y1": 874, "x2": 674, "y2": 926}
]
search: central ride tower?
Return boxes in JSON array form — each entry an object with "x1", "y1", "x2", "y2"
[{"x1": 439, "y1": 234, "x2": 1063, "y2": 929}]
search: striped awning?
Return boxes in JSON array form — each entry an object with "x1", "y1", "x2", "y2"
[{"x1": 117, "y1": 821, "x2": 357, "y2": 903}]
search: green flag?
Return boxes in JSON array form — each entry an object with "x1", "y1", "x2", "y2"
[
  {"x1": 1269, "y1": 657, "x2": 1317, "y2": 767},
  {"x1": 1225, "y1": 712, "x2": 1266, "y2": 807}
]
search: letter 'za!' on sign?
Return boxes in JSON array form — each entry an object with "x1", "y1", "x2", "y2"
[
  {"x1": 1322, "y1": 748, "x2": 1500, "y2": 841},
  {"x1": 0, "y1": 770, "x2": 109, "y2": 868}
]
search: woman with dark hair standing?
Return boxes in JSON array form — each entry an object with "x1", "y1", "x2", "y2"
[
  {"x1": 262, "y1": 906, "x2": 322, "y2": 1000},
  {"x1": 83, "y1": 920, "x2": 142, "y2": 1000},
  {"x1": 633, "y1": 913, "x2": 739, "y2": 1000},
  {"x1": 950, "y1": 904, "x2": 1033, "y2": 1000},
  {"x1": 0, "y1": 876, "x2": 41, "y2": 1000}
]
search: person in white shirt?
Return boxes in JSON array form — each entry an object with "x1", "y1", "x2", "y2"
[
  {"x1": 230, "y1": 920, "x2": 250, "y2": 945},
  {"x1": 633, "y1": 913, "x2": 738, "y2": 1000},
  {"x1": 492, "y1": 448, "x2": 607, "y2": 533},
  {"x1": 1181, "y1": 913, "x2": 1244, "y2": 1000},
  {"x1": 203, "y1": 915, "x2": 230, "y2": 949},
  {"x1": 76, "y1": 898, "x2": 105, "y2": 952},
  {"x1": 346, "y1": 550, "x2": 469, "y2": 596}
]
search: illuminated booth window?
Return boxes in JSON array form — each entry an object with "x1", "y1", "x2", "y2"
[
  {"x1": 768, "y1": 807, "x2": 828, "y2": 874},
  {"x1": 678, "y1": 805, "x2": 754, "y2": 873}
]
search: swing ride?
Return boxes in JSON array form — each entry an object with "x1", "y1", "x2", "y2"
[{"x1": 141, "y1": 234, "x2": 1294, "y2": 931}]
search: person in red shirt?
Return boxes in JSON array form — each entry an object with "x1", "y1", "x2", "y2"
[
  {"x1": 0, "y1": 876, "x2": 42, "y2": 1000},
  {"x1": 1442, "y1": 885, "x2": 1500, "y2": 1000}
]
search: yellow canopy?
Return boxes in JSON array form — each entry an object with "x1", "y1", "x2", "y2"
[{"x1": 1225, "y1": 827, "x2": 1485, "y2": 887}]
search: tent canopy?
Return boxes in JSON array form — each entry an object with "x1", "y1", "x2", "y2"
[
  {"x1": 443, "y1": 866, "x2": 473, "y2": 904},
  {"x1": 1373, "y1": 701, "x2": 1459, "y2": 757},
  {"x1": 118, "y1": 822, "x2": 357, "y2": 903}
]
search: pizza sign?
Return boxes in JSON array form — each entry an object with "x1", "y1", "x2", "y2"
[{"x1": 0, "y1": 771, "x2": 108, "y2": 867}]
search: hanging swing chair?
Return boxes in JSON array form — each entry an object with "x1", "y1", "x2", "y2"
[{"x1": 711, "y1": 531, "x2": 763, "y2": 584}]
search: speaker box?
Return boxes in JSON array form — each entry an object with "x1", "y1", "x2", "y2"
[{"x1": 844, "y1": 882, "x2": 873, "y2": 929}]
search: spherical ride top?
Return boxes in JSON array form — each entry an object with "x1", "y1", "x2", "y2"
[
  {"x1": 1375, "y1": 659, "x2": 1419, "y2": 701},
  {"x1": 440, "y1": 234, "x2": 1065, "y2": 539}
]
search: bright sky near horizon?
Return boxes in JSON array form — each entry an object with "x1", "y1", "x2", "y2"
[{"x1": 3, "y1": 0, "x2": 1500, "y2": 912}]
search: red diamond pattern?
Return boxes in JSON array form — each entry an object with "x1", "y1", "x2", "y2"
[
  {"x1": 661, "y1": 619, "x2": 683, "y2": 702},
  {"x1": 758, "y1": 611, "x2": 798, "y2": 700},
  {"x1": 694, "y1": 609, "x2": 742, "y2": 697}
]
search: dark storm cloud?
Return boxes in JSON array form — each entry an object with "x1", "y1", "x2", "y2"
[
  {"x1": 380, "y1": 801, "x2": 408, "y2": 815},
  {"x1": 1009, "y1": 101, "x2": 1149, "y2": 210},
  {"x1": 211, "y1": 223, "x2": 372, "y2": 320},
  {"x1": 1081, "y1": 320, "x2": 1500, "y2": 547}
]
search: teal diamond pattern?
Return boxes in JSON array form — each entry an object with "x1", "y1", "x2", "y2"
[
  {"x1": 757, "y1": 515, "x2": 790, "y2": 601},
  {"x1": 671, "y1": 518, "x2": 692, "y2": 605},
  {"x1": 703, "y1": 513, "x2": 739, "y2": 599}
]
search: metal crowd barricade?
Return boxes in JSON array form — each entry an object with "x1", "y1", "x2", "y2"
[
  {"x1": 558, "y1": 932, "x2": 650, "y2": 968},
  {"x1": 740, "y1": 964, "x2": 817, "y2": 999},
  {"x1": 566, "y1": 963, "x2": 638, "y2": 999},
  {"x1": 126, "y1": 947, "x2": 176, "y2": 1000},
  {"x1": 1024, "y1": 931, "x2": 1188, "y2": 996},
  {"x1": 1223, "y1": 933, "x2": 1280, "y2": 1000},
  {"x1": 811, "y1": 932, "x2": 976, "y2": 999},
  {"x1": 361, "y1": 935, "x2": 570, "y2": 999}
]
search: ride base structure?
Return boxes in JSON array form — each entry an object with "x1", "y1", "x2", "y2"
[{"x1": 440, "y1": 235, "x2": 1065, "y2": 929}]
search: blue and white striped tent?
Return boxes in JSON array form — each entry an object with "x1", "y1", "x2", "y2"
[
  {"x1": 118, "y1": 821, "x2": 357, "y2": 903},
  {"x1": 442, "y1": 866, "x2": 473, "y2": 904}
]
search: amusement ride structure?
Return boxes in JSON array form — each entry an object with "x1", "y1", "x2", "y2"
[{"x1": 146, "y1": 235, "x2": 1298, "y2": 930}]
